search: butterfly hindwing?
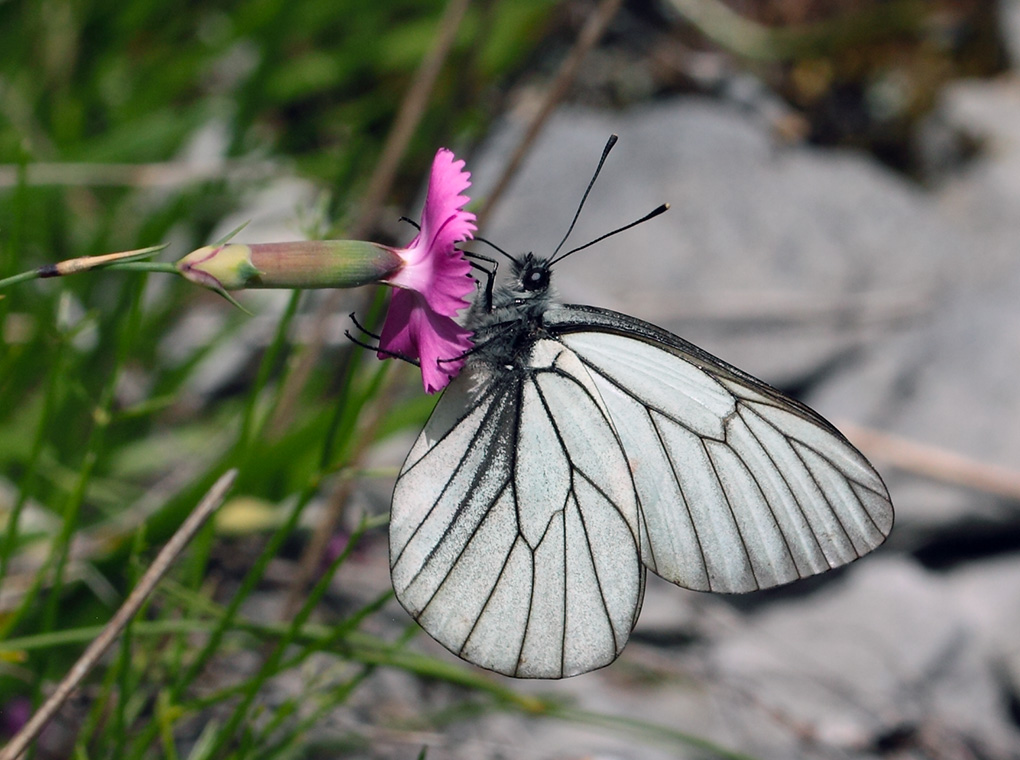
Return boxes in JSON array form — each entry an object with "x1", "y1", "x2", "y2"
[
  {"x1": 548, "y1": 305, "x2": 894, "y2": 594},
  {"x1": 390, "y1": 339, "x2": 645, "y2": 678}
]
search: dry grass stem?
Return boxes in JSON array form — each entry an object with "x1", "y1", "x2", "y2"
[
  {"x1": 0, "y1": 161, "x2": 278, "y2": 188},
  {"x1": 476, "y1": 0, "x2": 626, "y2": 227},
  {"x1": 350, "y1": 0, "x2": 472, "y2": 241},
  {"x1": 0, "y1": 470, "x2": 238, "y2": 760},
  {"x1": 840, "y1": 422, "x2": 1020, "y2": 503}
]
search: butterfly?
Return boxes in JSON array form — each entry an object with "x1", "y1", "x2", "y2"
[{"x1": 388, "y1": 136, "x2": 894, "y2": 678}]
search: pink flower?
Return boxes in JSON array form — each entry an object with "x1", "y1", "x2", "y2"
[{"x1": 378, "y1": 149, "x2": 476, "y2": 393}]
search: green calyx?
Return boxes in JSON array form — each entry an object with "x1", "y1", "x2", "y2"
[{"x1": 176, "y1": 241, "x2": 404, "y2": 292}]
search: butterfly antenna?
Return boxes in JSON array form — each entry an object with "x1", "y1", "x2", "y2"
[
  {"x1": 549, "y1": 203, "x2": 670, "y2": 266},
  {"x1": 470, "y1": 235, "x2": 514, "y2": 262},
  {"x1": 551, "y1": 134, "x2": 619, "y2": 259}
]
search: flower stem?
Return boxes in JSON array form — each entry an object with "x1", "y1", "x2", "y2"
[
  {"x1": 0, "y1": 269, "x2": 40, "y2": 290},
  {"x1": 104, "y1": 261, "x2": 181, "y2": 275}
]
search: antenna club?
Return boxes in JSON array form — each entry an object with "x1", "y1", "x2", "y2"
[{"x1": 551, "y1": 135, "x2": 620, "y2": 258}]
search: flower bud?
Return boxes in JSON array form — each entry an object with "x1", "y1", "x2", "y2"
[
  {"x1": 176, "y1": 240, "x2": 404, "y2": 291},
  {"x1": 177, "y1": 244, "x2": 259, "y2": 290}
]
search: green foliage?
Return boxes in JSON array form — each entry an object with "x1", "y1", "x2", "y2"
[{"x1": 0, "y1": 0, "x2": 557, "y2": 755}]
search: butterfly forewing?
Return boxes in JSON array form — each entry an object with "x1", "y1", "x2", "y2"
[
  {"x1": 548, "y1": 305, "x2": 894, "y2": 594},
  {"x1": 390, "y1": 339, "x2": 645, "y2": 678}
]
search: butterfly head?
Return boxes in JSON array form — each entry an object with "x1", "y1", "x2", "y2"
[
  {"x1": 495, "y1": 252, "x2": 555, "y2": 317},
  {"x1": 513, "y1": 253, "x2": 552, "y2": 297}
]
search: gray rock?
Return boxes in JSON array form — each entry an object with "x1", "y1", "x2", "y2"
[
  {"x1": 706, "y1": 557, "x2": 1020, "y2": 759},
  {"x1": 945, "y1": 552, "x2": 1020, "y2": 706},
  {"x1": 811, "y1": 75, "x2": 1020, "y2": 541}
]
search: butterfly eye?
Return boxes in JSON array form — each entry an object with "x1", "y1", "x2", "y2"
[{"x1": 523, "y1": 268, "x2": 549, "y2": 292}]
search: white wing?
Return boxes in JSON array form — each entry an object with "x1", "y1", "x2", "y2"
[
  {"x1": 390, "y1": 339, "x2": 645, "y2": 678},
  {"x1": 548, "y1": 305, "x2": 894, "y2": 594}
]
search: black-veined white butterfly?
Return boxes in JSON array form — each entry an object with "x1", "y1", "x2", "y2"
[{"x1": 389, "y1": 137, "x2": 894, "y2": 679}]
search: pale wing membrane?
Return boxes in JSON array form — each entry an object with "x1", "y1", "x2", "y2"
[
  {"x1": 551, "y1": 306, "x2": 893, "y2": 594},
  {"x1": 390, "y1": 340, "x2": 644, "y2": 678}
]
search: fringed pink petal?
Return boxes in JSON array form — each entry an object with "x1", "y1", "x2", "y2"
[
  {"x1": 378, "y1": 148, "x2": 478, "y2": 391},
  {"x1": 378, "y1": 290, "x2": 473, "y2": 394},
  {"x1": 386, "y1": 148, "x2": 476, "y2": 316},
  {"x1": 420, "y1": 149, "x2": 477, "y2": 257}
]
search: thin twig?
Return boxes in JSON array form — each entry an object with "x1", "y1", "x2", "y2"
[
  {"x1": 0, "y1": 470, "x2": 237, "y2": 760},
  {"x1": 662, "y1": 0, "x2": 924, "y2": 62},
  {"x1": 0, "y1": 160, "x2": 278, "y2": 188},
  {"x1": 0, "y1": 433, "x2": 233, "y2": 606},
  {"x1": 840, "y1": 422, "x2": 1020, "y2": 503},
  {"x1": 614, "y1": 287, "x2": 930, "y2": 326},
  {"x1": 476, "y1": 0, "x2": 626, "y2": 227},
  {"x1": 351, "y1": 0, "x2": 472, "y2": 240}
]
